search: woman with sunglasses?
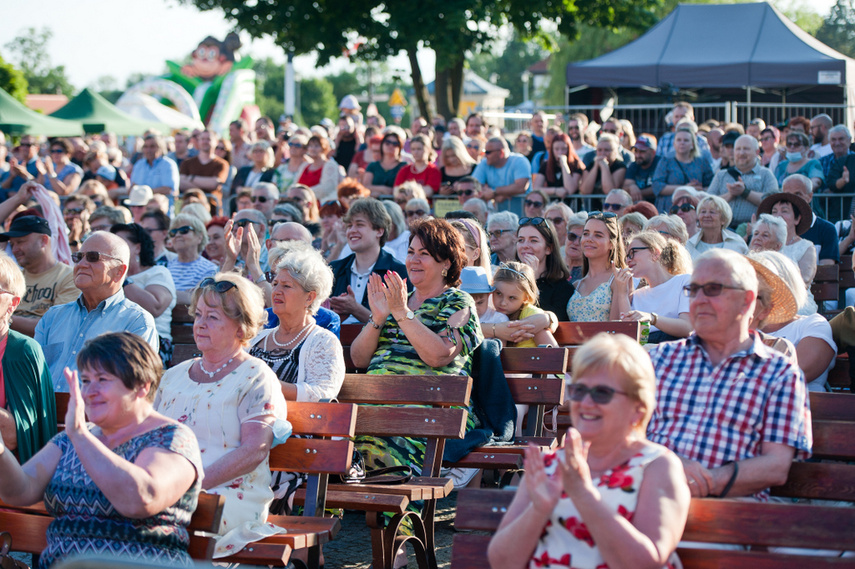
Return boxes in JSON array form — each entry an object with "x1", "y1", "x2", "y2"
[
  {"x1": 523, "y1": 189, "x2": 549, "y2": 219},
  {"x1": 37, "y1": 138, "x2": 82, "y2": 195},
  {"x1": 111, "y1": 223, "x2": 177, "y2": 366},
  {"x1": 544, "y1": 201, "x2": 573, "y2": 250},
  {"x1": 297, "y1": 135, "x2": 340, "y2": 203},
  {"x1": 613, "y1": 231, "x2": 693, "y2": 343},
  {"x1": 669, "y1": 186, "x2": 700, "y2": 239},
  {"x1": 438, "y1": 137, "x2": 477, "y2": 194},
  {"x1": 533, "y1": 133, "x2": 584, "y2": 199},
  {"x1": 394, "y1": 134, "x2": 440, "y2": 195},
  {"x1": 489, "y1": 333, "x2": 689, "y2": 569},
  {"x1": 273, "y1": 133, "x2": 311, "y2": 193},
  {"x1": 564, "y1": 212, "x2": 588, "y2": 282},
  {"x1": 567, "y1": 212, "x2": 626, "y2": 322},
  {"x1": 155, "y1": 273, "x2": 290, "y2": 557},
  {"x1": 166, "y1": 213, "x2": 218, "y2": 305},
  {"x1": 405, "y1": 198, "x2": 431, "y2": 231},
  {"x1": 516, "y1": 216, "x2": 575, "y2": 320},
  {"x1": 579, "y1": 133, "x2": 626, "y2": 197},
  {"x1": 363, "y1": 131, "x2": 406, "y2": 198},
  {"x1": 773, "y1": 131, "x2": 824, "y2": 192}
]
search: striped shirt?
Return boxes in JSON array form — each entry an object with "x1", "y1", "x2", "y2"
[{"x1": 167, "y1": 256, "x2": 218, "y2": 291}]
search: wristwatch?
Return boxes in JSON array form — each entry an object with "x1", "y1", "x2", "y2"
[
  {"x1": 740, "y1": 187, "x2": 751, "y2": 199},
  {"x1": 398, "y1": 310, "x2": 415, "y2": 322}
]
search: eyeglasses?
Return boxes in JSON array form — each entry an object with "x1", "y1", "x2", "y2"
[
  {"x1": 168, "y1": 226, "x2": 194, "y2": 237},
  {"x1": 64, "y1": 208, "x2": 84, "y2": 215},
  {"x1": 288, "y1": 142, "x2": 303, "y2": 148},
  {"x1": 602, "y1": 128, "x2": 618, "y2": 134},
  {"x1": 566, "y1": 231, "x2": 581, "y2": 243},
  {"x1": 760, "y1": 136, "x2": 775, "y2": 142},
  {"x1": 547, "y1": 216, "x2": 565, "y2": 226},
  {"x1": 669, "y1": 203, "x2": 696, "y2": 214},
  {"x1": 587, "y1": 211, "x2": 617, "y2": 219},
  {"x1": 382, "y1": 139, "x2": 400, "y2": 147},
  {"x1": 483, "y1": 149, "x2": 500, "y2": 155},
  {"x1": 466, "y1": 143, "x2": 481, "y2": 150},
  {"x1": 524, "y1": 200, "x2": 545, "y2": 209},
  {"x1": 252, "y1": 196, "x2": 270, "y2": 203},
  {"x1": 234, "y1": 219, "x2": 263, "y2": 228},
  {"x1": 406, "y1": 210, "x2": 426, "y2": 217},
  {"x1": 683, "y1": 283, "x2": 745, "y2": 297},
  {"x1": 567, "y1": 383, "x2": 628, "y2": 404},
  {"x1": 198, "y1": 277, "x2": 237, "y2": 293},
  {"x1": 488, "y1": 229, "x2": 513, "y2": 239},
  {"x1": 786, "y1": 141, "x2": 803, "y2": 148},
  {"x1": 215, "y1": 145, "x2": 226, "y2": 151},
  {"x1": 457, "y1": 189, "x2": 476, "y2": 197},
  {"x1": 602, "y1": 203, "x2": 623, "y2": 211},
  {"x1": 19, "y1": 142, "x2": 33, "y2": 147},
  {"x1": 519, "y1": 217, "x2": 546, "y2": 227},
  {"x1": 625, "y1": 246, "x2": 649, "y2": 260},
  {"x1": 71, "y1": 251, "x2": 122, "y2": 264},
  {"x1": 50, "y1": 148, "x2": 65, "y2": 154}
]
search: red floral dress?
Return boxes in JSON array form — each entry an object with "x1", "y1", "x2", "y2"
[{"x1": 528, "y1": 443, "x2": 682, "y2": 569}]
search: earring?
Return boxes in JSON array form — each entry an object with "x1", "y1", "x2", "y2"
[{"x1": 441, "y1": 268, "x2": 448, "y2": 277}]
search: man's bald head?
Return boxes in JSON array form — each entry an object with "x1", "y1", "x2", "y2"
[{"x1": 267, "y1": 221, "x2": 312, "y2": 250}]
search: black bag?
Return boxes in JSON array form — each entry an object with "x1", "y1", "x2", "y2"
[
  {"x1": 0, "y1": 533, "x2": 30, "y2": 569},
  {"x1": 336, "y1": 448, "x2": 413, "y2": 485}
]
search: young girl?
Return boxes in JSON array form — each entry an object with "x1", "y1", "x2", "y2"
[{"x1": 492, "y1": 262, "x2": 558, "y2": 348}]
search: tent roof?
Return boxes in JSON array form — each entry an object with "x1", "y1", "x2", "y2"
[
  {"x1": 51, "y1": 88, "x2": 170, "y2": 135},
  {"x1": 0, "y1": 88, "x2": 82, "y2": 137},
  {"x1": 566, "y1": 2, "x2": 855, "y2": 89}
]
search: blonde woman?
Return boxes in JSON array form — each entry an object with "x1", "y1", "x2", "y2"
[{"x1": 438, "y1": 136, "x2": 477, "y2": 193}]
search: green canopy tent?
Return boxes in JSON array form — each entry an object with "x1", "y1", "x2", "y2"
[
  {"x1": 0, "y1": 88, "x2": 82, "y2": 137},
  {"x1": 50, "y1": 88, "x2": 170, "y2": 135}
]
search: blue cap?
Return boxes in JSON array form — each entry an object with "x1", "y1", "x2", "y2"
[{"x1": 459, "y1": 266, "x2": 494, "y2": 295}]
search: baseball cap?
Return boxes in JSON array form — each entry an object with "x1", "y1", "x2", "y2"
[
  {"x1": 634, "y1": 134, "x2": 657, "y2": 151},
  {"x1": 722, "y1": 131, "x2": 740, "y2": 146},
  {"x1": 0, "y1": 215, "x2": 52, "y2": 241},
  {"x1": 125, "y1": 185, "x2": 153, "y2": 207},
  {"x1": 96, "y1": 165, "x2": 117, "y2": 182}
]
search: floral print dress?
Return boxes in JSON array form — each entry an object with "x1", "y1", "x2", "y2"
[{"x1": 529, "y1": 443, "x2": 682, "y2": 569}]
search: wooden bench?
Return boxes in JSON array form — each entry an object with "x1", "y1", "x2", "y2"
[
  {"x1": 0, "y1": 492, "x2": 226, "y2": 564},
  {"x1": 451, "y1": 489, "x2": 855, "y2": 569},
  {"x1": 296, "y1": 373, "x2": 471, "y2": 569},
  {"x1": 170, "y1": 304, "x2": 194, "y2": 345},
  {"x1": 812, "y1": 264, "x2": 840, "y2": 317},
  {"x1": 554, "y1": 321, "x2": 641, "y2": 345},
  {"x1": 828, "y1": 354, "x2": 852, "y2": 391}
]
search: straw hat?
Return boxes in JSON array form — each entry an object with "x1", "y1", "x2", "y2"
[
  {"x1": 756, "y1": 193, "x2": 812, "y2": 236},
  {"x1": 745, "y1": 255, "x2": 797, "y2": 325}
]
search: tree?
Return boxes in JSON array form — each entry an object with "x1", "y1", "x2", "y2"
[
  {"x1": 816, "y1": 0, "x2": 855, "y2": 58},
  {"x1": 0, "y1": 52, "x2": 28, "y2": 103},
  {"x1": 326, "y1": 70, "x2": 362, "y2": 107},
  {"x1": 299, "y1": 77, "x2": 338, "y2": 126},
  {"x1": 469, "y1": 33, "x2": 549, "y2": 107},
  {"x1": 3, "y1": 27, "x2": 74, "y2": 96}
]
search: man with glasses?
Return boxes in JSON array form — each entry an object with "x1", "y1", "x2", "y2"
[
  {"x1": 566, "y1": 113, "x2": 594, "y2": 160},
  {"x1": 647, "y1": 249, "x2": 810, "y2": 500},
  {"x1": 454, "y1": 176, "x2": 481, "y2": 206},
  {"x1": 623, "y1": 134, "x2": 659, "y2": 202},
  {"x1": 486, "y1": 211, "x2": 519, "y2": 265},
  {"x1": 808, "y1": 114, "x2": 833, "y2": 160},
  {"x1": 0, "y1": 214, "x2": 78, "y2": 337},
  {"x1": 473, "y1": 137, "x2": 531, "y2": 215},
  {"x1": 131, "y1": 134, "x2": 179, "y2": 214},
  {"x1": 707, "y1": 134, "x2": 779, "y2": 228},
  {"x1": 251, "y1": 182, "x2": 279, "y2": 221},
  {"x1": 224, "y1": 209, "x2": 270, "y2": 276},
  {"x1": 0, "y1": 134, "x2": 41, "y2": 198},
  {"x1": 34, "y1": 231, "x2": 158, "y2": 391},
  {"x1": 603, "y1": 189, "x2": 632, "y2": 217}
]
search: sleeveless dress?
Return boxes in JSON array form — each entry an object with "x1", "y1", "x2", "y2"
[
  {"x1": 566, "y1": 275, "x2": 614, "y2": 322},
  {"x1": 529, "y1": 443, "x2": 682, "y2": 569},
  {"x1": 40, "y1": 424, "x2": 203, "y2": 569}
]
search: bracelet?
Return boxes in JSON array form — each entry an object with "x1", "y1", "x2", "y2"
[
  {"x1": 650, "y1": 312, "x2": 658, "y2": 326},
  {"x1": 718, "y1": 461, "x2": 739, "y2": 498},
  {"x1": 254, "y1": 272, "x2": 268, "y2": 284},
  {"x1": 367, "y1": 316, "x2": 381, "y2": 330},
  {"x1": 741, "y1": 187, "x2": 750, "y2": 199},
  {"x1": 492, "y1": 323, "x2": 496, "y2": 338}
]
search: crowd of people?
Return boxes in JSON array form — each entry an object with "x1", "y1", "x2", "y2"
[{"x1": 0, "y1": 98, "x2": 849, "y2": 567}]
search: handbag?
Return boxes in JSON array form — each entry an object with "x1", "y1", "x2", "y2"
[
  {"x1": 0, "y1": 533, "x2": 30, "y2": 569},
  {"x1": 336, "y1": 448, "x2": 413, "y2": 485}
]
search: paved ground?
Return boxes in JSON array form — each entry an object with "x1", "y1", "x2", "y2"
[{"x1": 322, "y1": 493, "x2": 458, "y2": 568}]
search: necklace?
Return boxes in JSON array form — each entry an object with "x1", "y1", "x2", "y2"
[
  {"x1": 199, "y1": 356, "x2": 235, "y2": 379},
  {"x1": 271, "y1": 322, "x2": 312, "y2": 350}
]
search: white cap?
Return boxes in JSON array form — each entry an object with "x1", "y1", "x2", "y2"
[
  {"x1": 339, "y1": 94, "x2": 361, "y2": 111},
  {"x1": 125, "y1": 185, "x2": 154, "y2": 207}
]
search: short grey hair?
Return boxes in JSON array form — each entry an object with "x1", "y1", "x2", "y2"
[
  {"x1": 736, "y1": 134, "x2": 759, "y2": 151},
  {"x1": 170, "y1": 212, "x2": 208, "y2": 253},
  {"x1": 487, "y1": 211, "x2": 519, "y2": 229},
  {"x1": 463, "y1": 197, "x2": 489, "y2": 217},
  {"x1": 273, "y1": 203, "x2": 304, "y2": 224},
  {"x1": 180, "y1": 202, "x2": 212, "y2": 225},
  {"x1": 234, "y1": 208, "x2": 268, "y2": 233},
  {"x1": 606, "y1": 189, "x2": 632, "y2": 206},
  {"x1": 697, "y1": 194, "x2": 733, "y2": 229},
  {"x1": 567, "y1": 211, "x2": 589, "y2": 229},
  {"x1": 382, "y1": 200, "x2": 407, "y2": 237},
  {"x1": 755, "y1": 213, "x2": 787, "y2": 247},
  {"x1": 829, "y1": 124, "x2": 852, "y2": 140},
  {"x1": 274, "y1": 241, "x2": 334, "y2": 313},
  {"x1": 90, "y1": 206, "x2": 126, "y2": 227},
  {"x1": 644, "y1": 214, "x2": 689, "y2": 245},
  {"x1": 253, "y1": 182, "x2": 279, "y2": 200},
  {"x1": 144, "y1": 133, "x2": 165, "y2": 155},
  {"x1": 487, "y1": 136, "x2": 509, "y2": 152},
  {"x1": 544, "y1": 201, "x2": 573, "y2": 221},
  {"x1": 695, "y1": 249, "x2": 758, "y2": 294},
  {"x1": 782, "y1": 173, "x2": 814, "y2": 199}
]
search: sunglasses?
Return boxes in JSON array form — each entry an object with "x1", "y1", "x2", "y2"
[
  {"x1": 19, "y1": 142, "x2": 33, "y2": 147},
  {"x1": 625, "y1": 246, "x2": 649, "y2": 260},
  {"x1": 71, "y1": 251, "x2": 122, "y2": 264},
  {"x1": 483, "y1": 149, "x2": 500, "y2": 155},
  {"x1": 406, "y1": 210, "x2": 426, "y2": 217},
  {"x1": 168, "y1": 226, "x2": 194, "y2": 237},
  {"x1": 199, "y1": 277, "x2": 237, "y2": 293},
  {"x1": 466, "y1": 143, "x2": 481, "y2": 150},
  {"x1": 382, "y1": 139, "x2": 401, "y2": 147},
  {"x1": 50, "y1": 148, "x2": 65, "y2": 154},
  {"x1": 567, "y1": 383, "x2": 628, "y2": 404},
  {"x1": 683, "y1": 283, "x2": 745, "y2": 298},
  {"x1": 288, "y1": 142, "x2": 304, "y2": 148},
  {"x1": 519, "y1": 217, "x2": 546, "y2": 227},
  {"x1": 488, "y1": 229, "x2": 512, "y2": 239},
  {"x1": 587, "y1": 211, "x2": 618, "y2": 220},
  {"x1": 252, "y1": 196, "x2": 270, "y2": 203},
  {"x1": 602, "y1": 203, "x2": 623, "y2": 211},
  {"x1": 566, "y1": 231, "x2": 581, "y2": 243},
  {"x1": 524, "y1": 200, "x2": 545, "y2": 208},
  {"x1": 216, "y1": 145, "x2": 226, "y2": 151},
  {"x1": 234, "y1": 219, "x2": 263, "y2": 228},
  {"x1": 602, "y1": 128, "x2": 618, "y2": 134},
  {"x1": 457, "y1": 189, "x2": 476, "y2": 197},
  {"x1": 64, "y1": 208, "x2": 84, "y2": 215},
  {"x1": 669, "y1": 203, "x2": 696, "y2": 214},
  {"x1": 547, "y1": 216, "x2": 565, "y2": 226}
]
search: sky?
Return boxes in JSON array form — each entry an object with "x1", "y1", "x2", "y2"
[{"x1": 0, "y1": 0, "x2": 837, "y2": 93}]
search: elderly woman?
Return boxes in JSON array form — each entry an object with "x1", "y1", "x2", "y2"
[
  {"x1": 749, "y1": 213, "x2": 787, "y2": 253},
  {"x1": 670, "y1": 185, "x2": 701, "y2": 238},
  {"x1": 393, "y1": 179, "x2": 427, "y2": 210},
  {"x1": 231, "y1": 140, "x2": 276, "y2": 192},
  {"x1": 579, "y1": 133, "x2": 626, "y2": 196},
  {"x1": 644, "y1": 214, "x2": 689, "y2": 246},
  {"x1": 155, "y1": 273, "x2": 290, "y2": 557},
  {"x1": 0, "y1": 332, "x2": 201, "y2": 567},
  {"x1": 533, "y1": 133, "x2": 584, "y2": 198},
  {"x1": 404, "y1": 198, "x2": 431, "y2": 231},
  {"x1": 750, "y1": 251, "x2": 836, "y2": 391},
  {"x1": 544, "y1": 201, "x2": 574, "y2": 249},
  {"x1": 488, "y1": 333, "x2": 689, "y2": 569},
  {"x1": 438, "y1": 136, "x2": 477, "y2": 191},
  {"x1": 250, "y1": 243, "x2": 344, "y2": 401},
  {"x1": 167, "y1": 213, "x2": 218, "y2": 304},
  {"x1": 297, "y1": 135, "x2": 340, "y2": 203},
  {"x1": 0, "y1": 252, "x2": 55, "y2": 462},
  {"x1": 619, "y1": 212, "x2": 647, "y2": 244},
  {"x1": 686, "y1": 195, "x2": 748, "y2": 260},
  {"x1": 564, "y1": 212, "x2": 588, "y2": 282},
  {"x1": 523, "y1": 189, "x2": 549, "y2": 220},
  {"x1": 39, "y1": 138, "x2": 82, "y2": 195},
  {"x1": 363, "y1": 131, "x2": 406, "y2": 198},
  {"x1": 756, "y1": 192, "x2": 816, "y2": 287},
  {"x1": 274, "y1": 133, "x2": 311, "y2": 192},
  {"x1": 747, "y1": 254, "x2": 798, "y2": 360},
  {"x1": 774, "y1": 131, "x2": 824, "y2": 192},
  {"x1": 613, "y1": 231, "x2": 693, "y2": 343},
  {"x1": 651, "y1": 124, "x2": 714, "y2": 212},
  {"x1": 567, "y1": 212, "x2": 625, "y2": 322},
  {"x1": 111, "y1": 223, "x2": 177, "y2": 366},
  {"x1": 394, "y1": 134, "x2": 440, "y2": 195},
  {"x1": 517, "y1": 217, "x2": 575, "y2": 319}
]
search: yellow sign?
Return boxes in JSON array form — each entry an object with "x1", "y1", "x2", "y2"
[{"x1": 388, "y1": 88, "x2": 407, "y2": 107}]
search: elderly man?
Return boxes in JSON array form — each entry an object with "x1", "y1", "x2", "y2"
[
  {"x1": 782, "y1": 173, "x2": 839, "y2": 265},
  {"x1": 820, "y1": 125, "x2": 853, "y2": 180},
  {"x1": 707, "y1": 134, "x2": 779, "y2": 228},
  {"x1": 647, "y1": 249, "x2": 811, "y2": 499},
  {"x1": 486, "y1": 211, "x2": 519, "y2": 264},
  {"x1": 603, "y1": 189, "x2": 633, "y2": 217},
  {"x1": 252, "y1": 182, "x2": 279, "y2": 221},
  {"x1": 462, "y1": 198, "x2": 489, "y2": 227},
  {"x1": 0, "y1": 215, "x2": 79, "y2": 337},
  {"x1": 828, "y1": 126, "x2": 855, "y2": 211},
  {"x1": 130, "y1": 133, "x2": 179, "y2": 211},
  {"x1": 623, "y1": 134, "x2": 659, "y2": 202},
  {"x1": 657, "y1": 102, "x2": 713, "y2": 167},
  {"x1": 809, "y1": 113, "x2": 833, "y2": 159},
  {"x1": 473, "y1": 137, "x2": 531, "y2": 214},
  {"x1": 223, "y1": 209, "x2": 270, "y2": 279},
  {"x1": 34, "y1": 231, "x2": 158, "y2": 392}
]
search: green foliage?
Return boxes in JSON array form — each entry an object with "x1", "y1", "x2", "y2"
[
  {"x1": 469, "y1": 33, "x2": 549, "y2": 106},
  {"x1": 816, "y1": 0, "x2": 855, "y2": 58},
  {"x1": 327, "y1": 70, "x2": 362, "y2": 106},
  {"x1": 0, "y1": 52, "x2": 29, "y2": 103},
  {"x1": 3, "y1": 27, "x2": 74, "y2": 96},
  {"x1": 298, "y1": 77, "x2": 337, "y2": 126}
]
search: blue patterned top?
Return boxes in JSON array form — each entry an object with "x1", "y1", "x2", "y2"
[{"x1": 40, "y1": 423, "x2": 203, "y2": 569}]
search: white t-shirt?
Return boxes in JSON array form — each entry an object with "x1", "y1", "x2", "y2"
[
  {"x1": 342, "y1": 260, "x2": 376, "y2": 325},
  {"x1": 772, "y1": 313, "x2": 837, "y2": 391},
  {"x1": 479, "y1": 307, "x2": 510, "y2": 325},
  {"x1": 630, "y1": 273, "x2": 691, "y2": 333},
  {"x1": 132, "y1": 265, "x2": 177, "y2": 340}
]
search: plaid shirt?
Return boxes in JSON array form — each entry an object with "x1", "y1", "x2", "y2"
[{"x1": 647, "y1": 333, "x2": 811, "y2": 498}]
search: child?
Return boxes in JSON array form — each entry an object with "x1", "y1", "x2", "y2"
[
  {"x1": 459, "y1": 266, "x2": 508, "y2": 326},
  {"x1": 492, "y1": 262, "x2": 558, "y2": 348}
]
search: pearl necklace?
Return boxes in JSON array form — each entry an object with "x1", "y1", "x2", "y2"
[
  {"x1": 271, "y1": 322, "x2": 312, "y2": 350},
  {"x1": 199, "y1": 356, "x2": 235, "y2": 379}
]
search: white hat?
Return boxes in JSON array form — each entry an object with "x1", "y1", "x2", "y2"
[
  {"x1": 339, "y1": 94, "x2": 361, "y2": 111},
  {"x1": 125, "y1": 185, "x2": 153, "y2": 207}
]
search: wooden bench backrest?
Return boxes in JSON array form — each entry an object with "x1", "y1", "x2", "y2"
[
  {"x1": 554, "y1": 321, "x2": 641, "y2": 345},
  {"x1": 827, "y1": 355, "x2": 851, "y2": 390},
  {"x1": 171, "y1": 304, "x2": 195, "y2": 345},
  {"x1": 499, "y1": 347, "x2": 568, "y2": 407},
  {"x1": 841, "y1": 255, "x2": 855, "y2": 288},
  {"x1": 171, "y1": 343, "x2": 202, "y2": 367},
  {"x1": 811, "y1": 264, "x2": 840, "y2": 303},
  {"x1": 268, "y1": 401, "x2": 356, "y2": 476},
  {"x1": 451, "y1": 488, "x2": 514, "y2": 569},
  {"x1": 340, "y1": 324, "x2": 362, "y2": 346},
  {"x1": 809, "y1": 391, "x2": 855, "y2": 421},
  {"x1": 810, "y1": 419, "x2": 855, "y2": 460}
]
